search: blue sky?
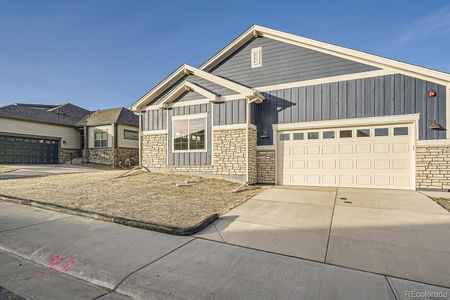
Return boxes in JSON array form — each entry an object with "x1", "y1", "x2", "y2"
[{"x1": 0, "y1": 0, "x2": 449, "y2": 110}]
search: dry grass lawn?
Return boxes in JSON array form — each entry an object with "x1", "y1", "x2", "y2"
[
  {"x1": 0, "y1": 171, "x2": 261, "y2": 228},
  {"x1": 432, "y1": 197, "x2": 450, "y2": 212},
  {"x1": 0, "y1": 166, "x2": 15, "y2": 173}
]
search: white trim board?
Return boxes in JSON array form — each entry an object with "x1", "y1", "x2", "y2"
[
  {"x1": 417, "y1": 139, "x2": 450, "y2": 147},
  {"x1": 158, "y1": 81, "x2": 219, "y2": 109},
  {"x1": 142, "y1": 130, "x2": 168, "y2": 136},
  {"x1": 213, "y1": 123, "x2": 256, "y2": 131},
  {"x1": 200, "y1": 25, "x2": 450, "y2": 86},
  {"x1": 447, "y1": 84, "x2": 450, "y2": 139},
  {"x1": 273, "y1": 114, "x2": 420, "y2": 132},
  {"x1": 131, "y1": 64, "x2": 263, "y2": 111},
  {"x1": 256, "y1": 70, "x2": 395, "y2": 92}
]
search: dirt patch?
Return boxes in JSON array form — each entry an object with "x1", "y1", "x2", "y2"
[
  {"x1": 432, "y1": 198, "x2": 450, "y2": 212},
  {"x1": 0, "y1": 171, "x2": 261, "y2": 229}
]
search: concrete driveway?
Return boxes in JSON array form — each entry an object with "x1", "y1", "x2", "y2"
[
  {"x1": 0, "y1": 164, "x2": 98, "y2": 179},
  {"x1": 195, "y1": 186, "x2": 450, "y2": 287}
]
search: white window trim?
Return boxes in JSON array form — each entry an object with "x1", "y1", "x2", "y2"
[
  {"x1": 171, "y1": 113, "x2": 208, "y2": 153},
  {"x1": 94, "y1": 130, "x2": 108, "y2": 148},
  {"x1": 251, "y1": 47, "x2": 262, "y2": 68}
]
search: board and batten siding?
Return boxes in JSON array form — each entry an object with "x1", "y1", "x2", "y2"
[
  {"x1": 143, "y1": 99, "x2": 248, "y2": 132},
  {"x1": 168, "y1": 103, "x2": 212, "y2": 166},
  {"x1": 213, "y1": 99, "x2": 247, "y2": 126},
  {"x1": 118, "y1": 124, "x2": 139, "y2": 149},
  {"x1": 0, "y1": 118, "x2": 81, "y2": 149},
  {"x1": 209, "y1": 36, "x2": 378, "y2": 88},
  {"x1": 256, "y1": 73, "x2": 447, "y2": 145}
]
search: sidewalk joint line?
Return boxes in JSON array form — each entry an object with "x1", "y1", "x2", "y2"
[
  {"x1": 112, "y1": 238, "x2": 196, "y2": 292},
  {"x1": 324, "y1": 188, "x2": 338, "y2": 263},
  {"x1": 213, "y1": 223, "x2": 225, "y2": 243},
  {"x1": 385, "y1": 276, "x2": 399, "y2": 300},
  {"x1": 0, "y1": 216, "x2": 73, "y2": 234}
]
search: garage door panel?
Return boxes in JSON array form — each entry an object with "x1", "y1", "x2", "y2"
[
  {"x1": 307, "y1": 145, "x2": 320, "y2": 154},
  {"x1": 339, "y1": 144, "x2": 353, "y2": 154},
  {"x1": 322, "y1": 145, "x2": 335, "y2": 154},
  {"x1": 393, "y1": 143, "x2": 409, "y2": 153},
  {"x1": 0, "y1": 135, "x2": 59, "y2": 164},
  {"x1": 277, "y1": 123, "x2": 414, "y2": 190},
  {"x1": 355, "y1": 144, "x2": 371, "y2": 153}
]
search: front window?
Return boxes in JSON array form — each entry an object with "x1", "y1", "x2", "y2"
[
  {"x1": 173, "y1": 116, "x2": 206, "y2": 152},
  {"x1": 94, "y1": 131, "x2": 108, "y2": 148},
  {"x1": 124, "y1": 129, "x2": 138, "y2": 140}
]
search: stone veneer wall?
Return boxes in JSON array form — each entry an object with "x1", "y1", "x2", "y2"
[
  {"x1": 416, "y1": 145, "x2": 450, "y2": 191},
  {"x1": 83, "y1": 149, "x2": 114, "y2": 165},
  {"x1": 141, "y1": 134, "x2": 167, "y2": 168},
  {"x1": 247, "y1": 128, "x2": 257, "y2": 184},
  {"x1": 60, "y1": 149, "x2": 82, "y2": 163},
  {"x1": 213, "y1": 128, "x2": 248, "y2": 182},
  {"x1": 114, "y1": 148, "x2": 139, "y2": 168},
  {"x1": 140, "y1": 128, "x2": 257, "y2": 183},
  {"x1": 256, "y1": 150, "x2": 276, "y2": 184}
]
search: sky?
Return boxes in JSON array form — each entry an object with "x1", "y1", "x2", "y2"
[{"x1": 0, "y1": 0, "x2": 449, "y2": 110}]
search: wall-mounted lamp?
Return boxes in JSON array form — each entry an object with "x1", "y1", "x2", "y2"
[
  {"x1": 63, "y1": 140, "x2": 67, "y2": 144},
  {"x1": 428, "y1": 90, "x2": 437, "y2": 97},
  {"x1": 428, "y1": 120, "x2": 441, "y2": 130},
  {"x1": 260, "y1": 130, "x2": 269, "y2": 138}
]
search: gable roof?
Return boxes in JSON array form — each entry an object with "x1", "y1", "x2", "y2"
[
  {"x1": 200, "y1": 25, "x2": 450, "y2": 86},
  {"x1": 0, "y1": 103, "x2": 90, "y2": 127},
  {"x1": 78, "y1": 107, "x2": 138, "y2": 127},
  {"x1": 130, "y1": 64, "x2": 264, "y2": 111},
  {"x1": 158, "y1": 81, "x2": 220, "y2": 108}
]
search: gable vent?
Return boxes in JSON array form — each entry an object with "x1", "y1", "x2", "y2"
[{"x1": 251, "y1": 47, "x2": 262, "y2": 68}]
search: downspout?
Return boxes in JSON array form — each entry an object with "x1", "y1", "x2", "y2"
[
  {"x1": 245, "y1": 99, "x2": 250, "y2": 184},
  {"x1": 138, "y1": 112, "x2": 142, "y2": 167}
]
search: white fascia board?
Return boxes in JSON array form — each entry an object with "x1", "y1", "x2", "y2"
[
  {"x1": 447, "y1": 84, "x2": 450, "y2": 139},
  {"x1": 417, "y1": 139, "x2": 450, "y2": 146},
  {"x1": 200, "y1": 25, "x2": 450, "y2": 85},
  {"x1": 158, "y1": 81, "x2": 220, "y2": 109},
  {"x1": 131, "y1": 64, "x2": 187, "y2": 111},
  {"x1": 131, "y1": 64, "x2": 258, "y2": 111},
  {"x1": 273, "y1": 114, "x2": 420, "y2": 131}
]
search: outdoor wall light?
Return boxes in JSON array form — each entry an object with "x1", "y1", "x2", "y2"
[
  {"x1": 428, "y1": 120, "x2": 441, "y2": 130},
  {"x1": 428, "y1": 90, "x2": 437, "y2": 97},
  {"x1": 260, "y1": 130, "x2": 269, "y2": 138}
]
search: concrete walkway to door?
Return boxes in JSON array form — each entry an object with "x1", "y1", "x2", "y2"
[{"x1": 195, "y1": 186, "x2": 450, "y2": 288}]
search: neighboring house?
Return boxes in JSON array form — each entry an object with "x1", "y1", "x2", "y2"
[
  {"x1": 0, "y1": 103, "x2": 139, "y2": 167},
  {"x1": 131, "y1": 25, "x2": 450, "y2": 191},
  {"x1": 77, "y1": 107, "x2": 139, "y2": 167}
]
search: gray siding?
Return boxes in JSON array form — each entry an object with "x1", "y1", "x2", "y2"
[
  {"x1": 151, "y1": 75, "x2": 236, "y2": 105},
  {"x1": 210, "y1": 37, "x2": 378, "y2": 88},
  {"x1": 255, "y1": 74, "x2": 447, "y2": 145},
  {"x1": 142, "y1": 108, "x2": 167, "y2": 131},
  {"x1": 176, "y1": 91, "x2": 206, "y2": 102},
  {"x1": 213, "y1": 99, "x2": 247, "y2": 125},
  {"x1": 168, "y1": 104, "x2": 212, "y2": 166}
]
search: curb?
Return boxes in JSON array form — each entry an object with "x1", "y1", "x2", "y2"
[{"x1": 0, "y1": 194, "x2": 218, "y2": 236}]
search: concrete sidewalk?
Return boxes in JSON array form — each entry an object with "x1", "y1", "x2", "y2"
[
  {"x1": 0, "y1": 164, "x2": 98, "y2": 180},
  {"x1": 0, "y1": 201, "x2": 448, "y2": 300}
]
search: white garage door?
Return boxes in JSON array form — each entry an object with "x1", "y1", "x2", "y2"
[{"x1": 277, "y1": 124, "x2": 415, "y2": 190}]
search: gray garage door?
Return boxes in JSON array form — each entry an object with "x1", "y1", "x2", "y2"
[{"x1": 0, "y1": 135, "x2": 59, "y2": 164}]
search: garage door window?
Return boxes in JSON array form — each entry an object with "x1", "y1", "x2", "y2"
[
  {"x1": 279, "y1": 133, "x2": 290, "y2": 141},
  {"x1": 394, "y1": 127, "x2": 409, "y2": 136},
  {"x1": 357, "y1": 129, "x2": 370, "y2": 137},
  {"x1": 307, "y1": 132, "x2": 319, "y2": 140},
  {"x1": 323, "y1": 131, "x2": 335, "y2": 139},
  {"x1": 375, "y1": 128, "x2": 389, "y2": 136},
  {"x1": 339, "y1": 130, "x2": 352, "y2": 138},
  {"x1": 293, "y1": 133, "x2": 304, "y2": 140}
]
